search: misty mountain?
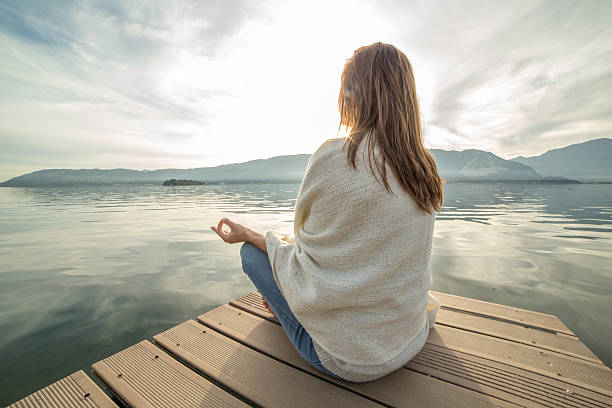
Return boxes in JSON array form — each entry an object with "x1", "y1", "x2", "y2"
[
  {"x1": 3, "y1": 141, "x2": 601, "y2": 187},
  {"x1": 0, "y1": 155, "x2": 311, "y2": 187},
  {"x1": 512, "y1": 138, "x2": 611, "y2": 181},
  {"x1": 430, "y1": 149, "x2": 541, "y2": 181}
]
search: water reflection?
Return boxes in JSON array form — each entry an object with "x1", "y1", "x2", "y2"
[{"x1": 0, "y1": 182, "x2": 610, "y2": 405}]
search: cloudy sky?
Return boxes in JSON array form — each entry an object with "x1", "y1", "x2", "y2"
[{"x1": 1, "y1": 0, "x2": 611, "y2": 181}]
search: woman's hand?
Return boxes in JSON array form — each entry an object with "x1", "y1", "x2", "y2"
[
  {"x1": 211, "y1": 217, "x2": 268, "y2": 254},
  {"x1": 211, "y1": 217, "x2": 252, "y2": 244}
]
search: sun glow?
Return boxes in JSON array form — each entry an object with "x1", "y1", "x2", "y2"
[{"x1": 157, "y1": 0, "x2": 410, "y2": 166}]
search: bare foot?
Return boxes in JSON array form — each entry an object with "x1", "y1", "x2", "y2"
[{"x1": 261, "y1": 296, "x2": 277, "y2": 318}]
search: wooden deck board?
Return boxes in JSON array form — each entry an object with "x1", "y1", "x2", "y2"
[
  {"x1": 408, "y1": 344, "x2": 611, "y2": 408},
  {"x1": 91, "y1": 340, "x2": 250, "y2": 408},
  {"x1": 230, "y1": 291, "x2": 612, "y2": 405},
  {"x1": 436, "y1": 308, "x2": 601, "y2": 363},
  {"x1": 231, "y1": 291, "x2": 603, "y2": 364},
  {"x1": 200, "y1": 303, "x2": 612, "y2": 408},
  {"x1": 197, "y1": 304, "x2": 519, "y2": 407},
  {"x1": 426, "y1": 323, "x2": 612, "y2": 395},
  {"x1": 430, "y1": 291, "x2": 575, "y2": 336},
  {"x1": 230, "y1": 296, "x2": 612, "y2": 394},
  {"x1": 14, "y1": 289, "x2": 611, "y2": 408},
  {"x1": 153, "y1": 319, "x2": 383, "y2": 408},
  {"x1": 8, "y1": 370, "x2": 118, "y2": 408}
]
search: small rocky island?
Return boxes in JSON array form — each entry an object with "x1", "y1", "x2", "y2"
[{"x1": 162, "y1": 179, "x2": 207, "y2": 186}]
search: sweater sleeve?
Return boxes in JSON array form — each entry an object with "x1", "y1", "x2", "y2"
[
  {"x1": 263, "y1": 138, "x2": 344, "y2": 305},
  {"x1": 265, "y1": 230, "x2": 295, "y2": 298}
]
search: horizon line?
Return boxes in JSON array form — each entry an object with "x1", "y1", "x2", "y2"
[{"x1": 2, "y1": 136, "x2": 609, "y2": 183}]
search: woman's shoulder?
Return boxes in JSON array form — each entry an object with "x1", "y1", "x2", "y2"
[
  {"x1": 302, "y1": 138, "x2": 348, "y2": 183},
  {"x1": 311, "y1": 137, "x2": 346, "y2": 159}
]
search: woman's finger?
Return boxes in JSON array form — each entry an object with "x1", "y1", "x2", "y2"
[
  {"x1": 211, "y1": 217, "x2": 248, "y2": 244},
  {"x1": 222, "y1": 217, "x2": 238, "y2": 232},
  {"x1": 212, "y1": 224, "x2": 231, "y2": 242},
  {"x1": 211, "y1": 226, "x2": 227, "y2": 242}
]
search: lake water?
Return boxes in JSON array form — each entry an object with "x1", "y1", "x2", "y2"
[{"x1": 0, "y1": 182, "x2": 611, "y2": 404}]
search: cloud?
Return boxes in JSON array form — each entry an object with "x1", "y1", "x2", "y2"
[
  {"x1": 0, "y1": 0, "x2": 266, "y2": 179},
  {"x1": 0, "y1": 0, "x2": 78, "y2": 48},
  {"x1": 1, "y1": 0, "x2": 611, "y2": 181},
  {"x1": 382, "y1": 0, "x2": 612, "y2": 157}
]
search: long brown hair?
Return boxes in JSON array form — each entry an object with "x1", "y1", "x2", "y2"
[{"x1": 338, "y1": 42, "x2": 443, "y2": 213}]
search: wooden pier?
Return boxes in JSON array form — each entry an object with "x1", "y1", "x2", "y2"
[{"x1": 8, "y1": 291, "x2": 612, "y2": 407}]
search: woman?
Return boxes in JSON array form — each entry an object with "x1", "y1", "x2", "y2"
[{"x1": 211, "y1": 42, "x2": 443, "y2": 383}]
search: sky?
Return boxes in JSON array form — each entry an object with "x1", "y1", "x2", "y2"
[{"x1": 1, "y1": 0, "x2": 611, "y2": 182}]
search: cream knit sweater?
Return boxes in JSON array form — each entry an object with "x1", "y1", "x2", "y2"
[{"x1": 265, "y1": 137, "x2": 439, "y2": 382}]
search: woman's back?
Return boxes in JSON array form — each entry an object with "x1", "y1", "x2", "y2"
[{"x1": 265, "y1": 135, "x2": 436, "y2": 382}]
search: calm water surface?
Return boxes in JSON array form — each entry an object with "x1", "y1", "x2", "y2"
[{"x1": 0, "y1": 182, "x2": 611, "y2": 404}]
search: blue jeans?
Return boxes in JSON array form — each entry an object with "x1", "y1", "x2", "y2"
[{"x1": 240, "y1": 242, "x2": 342, "y2": 380}]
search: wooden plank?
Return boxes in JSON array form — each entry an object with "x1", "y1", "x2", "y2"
[
  {"x1": 153, "y1": 319, "x2": 385, "y2": 408},
  {"x1": 430, "y1": 291, "x2": 575, "y2": 336},
  {"x1": 436, "y1": 308, "x2": 602, "y2": 363},
  {"x1": 91, "y1": 340, "x2": 250, "y2": 408},
  {"x1": 426, "y1": 323, "x2": 612, "y2": 396},
  {"x1": 408, "y1": 344, "x2": 612, "y2": 408},
  {"x1": 230, "y1": 293, "x2": 612, "y2": 397},
  {"x1": 8, "y1": 370, "x2": 118, "y2": 408},
  {"x1": 230, "y1": 291, "x2": 280, "y2": 323},
  {"x1": 231, "y1": 291, "x2": 603, "y2": 364},
  {"x1": 198, "y1": 305, "x2": 519, "y2": 408}
]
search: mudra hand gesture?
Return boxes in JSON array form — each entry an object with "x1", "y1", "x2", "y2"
[
  {"x1": 210, "y1": 217, "x2": 251, "y2": 243},
  {"x1": 211, "y1": 217, "x2": 268, "y2": 254}
]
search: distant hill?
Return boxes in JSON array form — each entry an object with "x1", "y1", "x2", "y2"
[
  {"x1": 512, "y1": 138, "x2": 612, "y2": 181},
  {"x1": 431, "y1": 149, "x2": 541, "y2": 181},
  {"x1": 0, "y1": 154, "x2": 311, "y2": 187},
  {"x1": 3, "y1": 142, "x2": 601, "y2": 187}
]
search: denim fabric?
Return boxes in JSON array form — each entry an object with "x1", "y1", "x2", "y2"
[{"x1": 239, "y1": 242, "x2": 342, "y2": 380}]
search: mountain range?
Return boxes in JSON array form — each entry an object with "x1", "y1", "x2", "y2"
[
  {"x1": 511, "y1": 138, "x2": 611, "y2": 181},
  {"x1": 1, "y1": 138, "x2": 610, "y2": 187}
]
